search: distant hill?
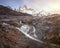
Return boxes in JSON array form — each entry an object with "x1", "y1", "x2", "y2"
[{"x1": 0, "y1": 5, "x2": 32, "y2": 16}]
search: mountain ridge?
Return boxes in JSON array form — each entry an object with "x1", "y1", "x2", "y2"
[{"x1": 0, "y1": 5, "x2": 32, "y2": 16}]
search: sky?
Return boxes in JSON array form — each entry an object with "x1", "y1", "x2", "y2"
[{"x1": 0, "y1": 0, "x2": 60, "y2": 14}]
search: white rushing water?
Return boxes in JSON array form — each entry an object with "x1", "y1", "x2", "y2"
[
  {"x1": 2, "y1": 22, "x2": 44, "y2": 44},
  {"x1": 16, "y1": 24, "x2": 44, "y2": 43}
]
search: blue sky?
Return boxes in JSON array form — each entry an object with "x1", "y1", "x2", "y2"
[{"x1": 0, "y1": 0, "x2": 25, "y2": 9}]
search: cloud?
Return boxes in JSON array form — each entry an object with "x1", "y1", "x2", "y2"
[{"x1": 24, "y1": 0, "x2": 60, "y2": 13}]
